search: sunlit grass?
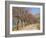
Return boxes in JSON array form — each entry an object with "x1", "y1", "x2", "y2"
[{"x1": 12, "y1": 23, "x2": 40, "y2": 31}]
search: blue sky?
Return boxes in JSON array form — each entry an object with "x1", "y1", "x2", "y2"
[
  {"x1": 25, "y1": 8, "x2": 40, "y2": 15},
  {"x1": 31, "y1": 8, "x2": 40, "y2": 14}
]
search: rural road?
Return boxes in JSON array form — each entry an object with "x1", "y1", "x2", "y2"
[{"x1": 21, "y1": 24, "x2": 39, "y2": 30}]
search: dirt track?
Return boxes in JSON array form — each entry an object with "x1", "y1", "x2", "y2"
[
  {"x1": 12, "y1": 23, "x2": 40, "y2": 31},
  {"x1": 21, "y1": 24, "x2": 40, "y2": 30}
]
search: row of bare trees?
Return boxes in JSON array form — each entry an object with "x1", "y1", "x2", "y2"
[{"x1": 12, "y1": 7, "x2": 38, "y2": 30}]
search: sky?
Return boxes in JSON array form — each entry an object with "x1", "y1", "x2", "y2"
[{"x1": 25, "y1": 8, "x2": 40, "y2": 15}]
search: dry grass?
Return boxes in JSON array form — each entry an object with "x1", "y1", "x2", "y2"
[{"x1": 12, "y1": 23, "x2": 40, "y2": 31}]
